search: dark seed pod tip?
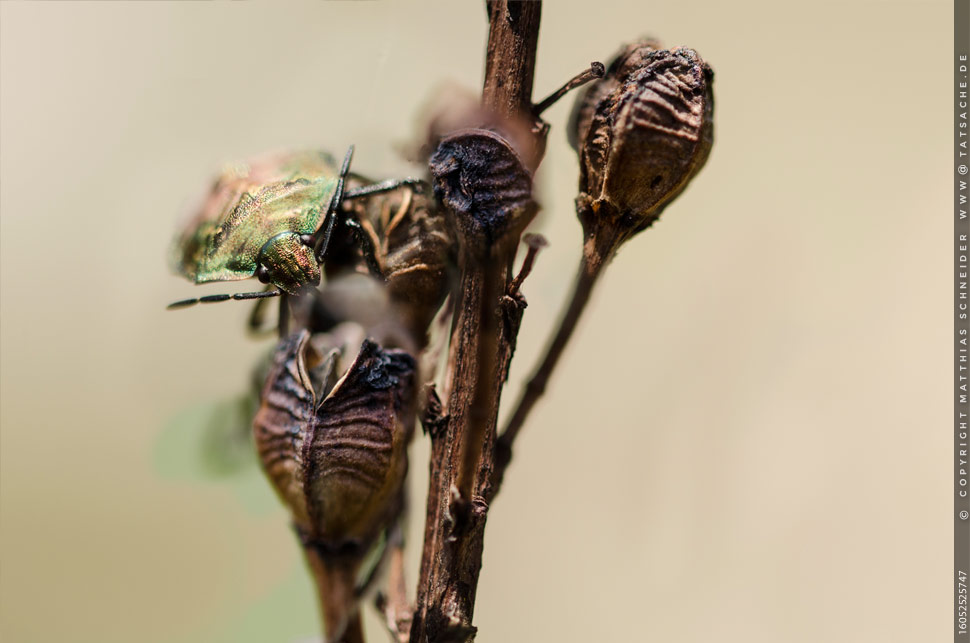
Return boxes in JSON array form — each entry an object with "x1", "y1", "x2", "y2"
[{"x1": 429, "y1": 128, "x2": 536, "y2": 252}]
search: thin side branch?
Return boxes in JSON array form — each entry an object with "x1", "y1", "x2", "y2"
[
  {"x1": 492, "y1": 229, "x2": 617, "y2": 498},
  {"x1": 508, "y1": 233, "x2": 548, "y2": 295},
  {"x1": 532, "y1": 62, "x2": 605, "y2": 116},
  {"x1": 301, "y1": 543, "x2": 364, "y2": 643},
  {"x1": 375, "y1": 524, "x2": 411, "y2": 643}
]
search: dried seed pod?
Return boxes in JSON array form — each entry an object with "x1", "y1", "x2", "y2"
[
  {"x1": 253, "y1": 329, "x2": 416, "y2": 551},
  {"x1": 383, "y1": 199, "x2": 454, "y2": 344},
  {"x1": 319, "y1": 186, "x2": 454, "y2": 349},
  {"x1": 430, "y1": 128, "x2": 537, "y2": 253},
  {"x1": 356, "y1": 187, "x2": 455, "y2": 345},
  {"x1": 255, "y1": 325, "x2": 416, "y2": 643},
  {"x1": 567, "y1": 39, "x2": 664, "y2": 151},
  {"x1": 572, "y1": 44, "x2": 714, "y2": 236}
]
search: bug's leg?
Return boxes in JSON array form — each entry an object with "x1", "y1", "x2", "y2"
[
  {"x1": 314, "y1": 211, "x2": 339, "y2": 265},
  {"x1": 277, "y1": 293, "x2": 291, "y2": 338},
  {"x1": 315, "y1": 146, "x2": 355, "y2": 264},
  {"x1": 343, "y1": 177, "x2": 428, "y2": 201},
  {"x1": 166, "y1": 289, "x2": 282, "y2": 310},
  {"x1": 343, "y1": 216, "x2": 384, "y2": 279},
  {"x1": 245, "y1": 286, "x2": 281, "y2": 337}
]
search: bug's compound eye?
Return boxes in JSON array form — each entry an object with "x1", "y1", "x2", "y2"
[
  {"x1": 256, "y1": 265, "x2": 271, "y2": 284},
  {"x1": 300, "y1": 234, "x2": 314, "y2": 247}
]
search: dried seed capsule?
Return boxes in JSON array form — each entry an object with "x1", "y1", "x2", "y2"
[
  {"x1": 429, "y1": 128, "x2": 537, "y2": 253},
  {"x1": 350, "y1": 187, "x2": 455, "y2": 345},
  {"x1": 316, "y1": 185, "x2": 454, "y2": 350},
  {"x1": 572, "y1": 44, "x2": 714, "y2": 236},
  {"x1": 567, "y1": 39, "x2": 664, "y2": 152},
  {"x1": 252, "y1": 329, "x2": 416, "y2": 551},
  {"x1": 382, "y1": 194, "x2": 454, "y2": 344}
]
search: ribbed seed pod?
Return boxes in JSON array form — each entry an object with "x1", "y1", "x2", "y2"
[
  {"x1": 571, "y1": 43, "x2": 714, "y2": 237},
  {"x1": 322, "y1": 185, "x2": 454, "y2": 350},
  {"x1": 567, "y1": 39, "x2": 664, "y2": 152},
  {"x1": 361, "y1": 187, "x2": 455, "y2": 346},
  {"x1": 253, "y1": 329, "x2": 416, "y2": 551},
  {"x1": 382, "y1": 190, "x2": 453, "y2": 334}
]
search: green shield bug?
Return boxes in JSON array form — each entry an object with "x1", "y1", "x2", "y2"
[{"x1": 168, "y1": 146, "x2": 422, "y2": 309}]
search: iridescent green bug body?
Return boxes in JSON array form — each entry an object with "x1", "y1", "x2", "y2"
[
  {"x1": 171, "y1": 150, "x2": 341, "y2": 296},
  {"x1": 168, "y1": 148, "x2": 423, "y2": 310}
]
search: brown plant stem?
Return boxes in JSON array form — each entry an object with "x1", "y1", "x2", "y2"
[
  {"x1": 302, "y1": 545, "x2": 364, "y2": 643},
  {"x1": 410, "y1": 250, "x2": 519, "y2": 642},
  {"x1": 482, "y1": 0, "x2": 542, "y2": 120},
  {"x1": 409, "y1": 2, "x2": 543, "y2": 641},
  {"x1": 454, "y1": 253, "x2": 505, "y2": 506}
]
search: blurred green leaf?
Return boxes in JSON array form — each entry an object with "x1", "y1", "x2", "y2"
[
  {"x1": 155, "y1": 392, "x2": 282, "y2": 515},
  {"x1": 155, "y1": 395, "x2": 257, "y2": 479}
]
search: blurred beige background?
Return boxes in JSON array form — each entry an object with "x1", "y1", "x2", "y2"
[{"x1": 0, "y1": 1, "x2": 951, "y2": 642}]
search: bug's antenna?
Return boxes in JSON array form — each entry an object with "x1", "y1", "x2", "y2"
[
  {"x1": 315, "y1": 146, "x2": 355, "y2": 263},
  {"x1": 336, "y1": 145, "x2": 354, "y2": 188},
  {"x1": 167, "y1": 289, "x2": 282, "y2": 310}
]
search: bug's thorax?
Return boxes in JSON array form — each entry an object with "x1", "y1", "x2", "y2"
[{"x1": 257, "y1": 232, "x2": 321, "y2": 295}]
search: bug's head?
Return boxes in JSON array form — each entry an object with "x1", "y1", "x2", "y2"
[{"x1": 257, "y1": 232, "x2": 321, "y2": 296}]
